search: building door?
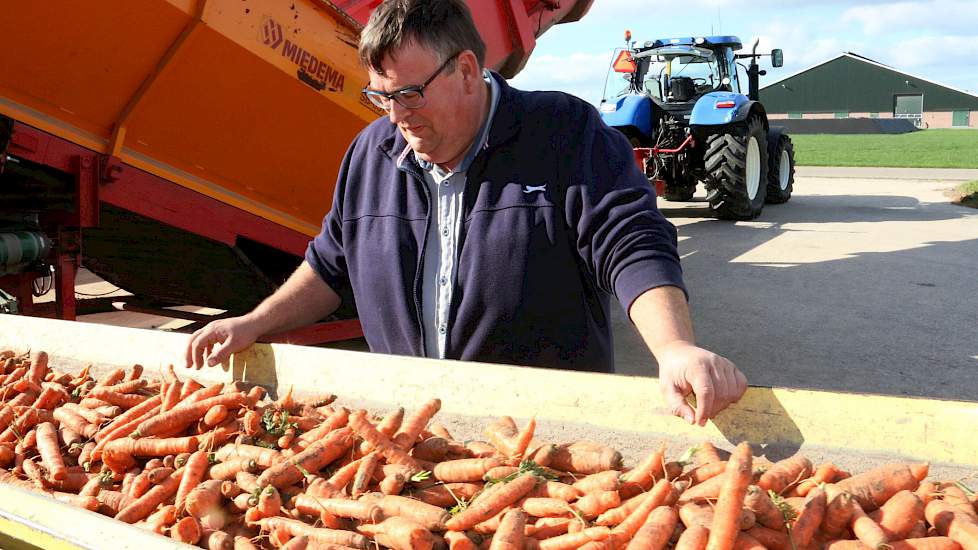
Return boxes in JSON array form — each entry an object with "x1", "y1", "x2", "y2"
[{"x1": 894, "y1": 94, "x2": 924, "y2": 127}]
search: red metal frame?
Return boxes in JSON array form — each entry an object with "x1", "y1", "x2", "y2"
[
  {"x1": 2, "y1": 122, "x2": 361, "y2": 343},
  {"x1": 633, "y1": 135, "x2": 698, "y2": 197}
]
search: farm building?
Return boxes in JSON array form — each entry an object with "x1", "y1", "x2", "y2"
[{"x1": 760, "y1": 52, "x2": 978, "y2": 129}]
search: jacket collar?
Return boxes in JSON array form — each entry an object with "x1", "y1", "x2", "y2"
[{"x1": 378, "y1": 71, "x2": 522, "y2": 173}]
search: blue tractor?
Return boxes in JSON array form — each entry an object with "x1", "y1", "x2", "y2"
[{"x1": 599, "y1": 34, "x2": 795, "y2": 219}]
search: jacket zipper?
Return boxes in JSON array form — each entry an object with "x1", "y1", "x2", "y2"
[{"x1": 412, "y1": 171, "x2": 431, "y2": 354}]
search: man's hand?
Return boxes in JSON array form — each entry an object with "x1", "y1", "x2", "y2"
[
  {"x1": 655, "y1": 341, "x2": 746, "y2": 426},
  {"x1": 185, "y1": 315, "x2": 264, "y2": 370}
]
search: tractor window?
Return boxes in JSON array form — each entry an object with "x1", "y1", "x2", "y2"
[
  {"x1": 726, "y1": 49, "x2": 741, "y2": 93},
  {"x1": 668, "y1": 53, "x2": 722, "y2": 93}
]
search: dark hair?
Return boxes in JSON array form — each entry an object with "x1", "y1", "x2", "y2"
[{"x1": 358, "y1": 0, "x2": 486, "y2": 76}]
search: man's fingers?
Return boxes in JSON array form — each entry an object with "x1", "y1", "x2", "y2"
[
  {"x1": 663, "y1": 385, "x2": 696, "y2": 425},
  {"x1": 206, "y1": 338, "x2": 236, "y2": 368},
  {"x1": 690, "y1": 372, "x2": 715, "y2": 427},
  {"x1": 733, "y1": 369, "x2": 748, "y2": 403},
  {"x1": 715, "y1": 362, "x2": 737, "y2": 412},
  {"x1": 192, "y1": 331, "x2": 211, "y2": 370}
]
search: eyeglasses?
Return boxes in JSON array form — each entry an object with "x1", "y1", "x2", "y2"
[{"x1": 362, "y1": 52, "x2": 462, "y2": 111}]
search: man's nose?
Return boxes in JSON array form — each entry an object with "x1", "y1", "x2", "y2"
[{"x1": 388, "y1": 100, "x2": 410, "y2": 124}]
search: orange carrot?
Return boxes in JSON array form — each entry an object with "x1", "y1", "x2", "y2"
[
  {"x1": 161, "y1": 381, "x2": 182, "y2": 412},
  {"x1": 175, "y1": 450, "x2": 209, "y2": 512},
  {"x1": 52, "y1": 407, "x2": 98, "y2": 439},
  {"x1": 619, "y1": 443, "x2": 666, "y2": 498},
  {"x1": 527, "y1": 481, "x2": 581, "y2": 502},
  {"x1": 926, "y1": 499, "x2": 978, "y2": 550},
  {"x1": 796, "y1": 462, "x2": 843, "y2": 497},
  {"x1": 184, "y1": 479, "x2": 224, "y2": 518},
  {"x1": 209, "y1": 458, "x2": 258, "y2": 481},
  {"x1": 681, "y1": 461, "x2": 728, "y2": 486},
  {"x1": 94, "y1": 394, "x2": 162, "y2": 440},
  {"x1": 869, "y1": 489, "x2": 925, "y2": 540},
  {"x1": 551, "y1": 441, "x2": 623, "y2": 475},
  {"x1": 573, "y1": 470, "x2": 621, "y2": 494},
  {"x1": 836, "y1": 462, "x2": 928, "y2": 512},
  {"x1": 512, "y1": 418, "x2": 536, "y2": 459},
  {"x1": 850, "y1": 500, "x2": 890, "y2": 550},
  {"x1": 573, "y1": 490, "x2": 621, "y2": 519},
  {"x1": 489, "y1": 509, "x2": 527, "y2": 550},
  {"x1": 538, "y1": 527, "x2": 611, "y2": 550},
  {"x1": 359, "y1": 407, "x2": 404, "y2": 454},
  {"x1": 133, "y1": 391, "x2": 245, "y2": 439},
  {"x1": 145, "y1": 504, "x2": 178, "y2": 534},
  {"x1": 115, "y1": 467, "x2": 184, "y2": 523},
  {"x1": 445, "y1": 531, "x2": 478, "y2": 550},
  {"x1": 434, "y1": 458, "x2": 507, "y2": 483},
  {"x1": 257, "y1": 517, "x2": 369, "y2": 549},
  {"x1": 411, "y1": 482, "x2": 484, "y2": 508},
  {"x1": 351, "y1": 450, "x2": 380, "y2": 497},
  {"x1": 348, "y1": 410, "x2": 421, "y2": 473},
  {"x1": 706, "y1": 441, "x2": 753, "y2": 550},
  {"x1": 306, "y1": 457, "x2": 365, "y2": 498},
  {"x1": 392, "y1": 398, "x2": 441, "y2": 451},
  {"x1": 35, "y1": 421, "x2": 66, "y2": 481},
  {"x1": 256, "y1": 485, "x2": 282, "y2": 518},
  {"x1": 447, "y1": 472, "x2": 539, "y2": 531},
  {"x1": 676, "y1": 525, "x2": 710, "y2": 550},
  {"x1": 377, "y1": 495, "x2": 453, "y2": 531},
  {"x1": 744, "y1": 485, "x2": 785, "y2": 530},
  {"x1": 358, "y1": 517, "x2": 435, "y2": 550},
  {"x1": 215, "y1": 444, "x2": 283, "y2": 469},
  {"x1": 624, "y1": 506, "x2": 679, "y2": 550},
  {"x1": 678, "y1": 471, "x2": 727, "y2": 503},
  {"x1": 746, "y1": 526, "x2": 791, "y2": 550},
  {"x1": 822, "y1": 488, "x2": 855, "y2": 538},
  {"x1": 528, "y1": 518, "x2": 572, "y2": 539},
  {"x1": 86, "y1": 388, "x2": 148, "y2": 410},
  {"x1": 791, "y1": 485, "x2": 827, "y2": 547},
  {"x1": 522, "y1": 497, "x2": 573, "y2": 518},
  {"x1": 941, "y1": 484, "x2": 978, "y2": 523},
  {"x1": 257, "y1": 427, "x2": 353, "y2": 489},
  {"x1": 757, "y1": 454, "x2": 812, "y2": 495},
  {"x1": 171, "y1": 516, "x2": 202, "y2": 545},
  {"x1": 105, "y1": 435, "x2": 200, "y2": 457}
]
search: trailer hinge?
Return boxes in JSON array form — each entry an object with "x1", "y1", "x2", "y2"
[
  {"x1": 0, "y1": 117, "x2": 12, "y2": 176},
  {"x1": 99, "y1": 155, "x2": 124, "y2": 183}
]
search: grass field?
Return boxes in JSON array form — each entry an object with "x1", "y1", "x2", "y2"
[{"x1": 790, "y1": 129, "x2": 978, "y2": 168}]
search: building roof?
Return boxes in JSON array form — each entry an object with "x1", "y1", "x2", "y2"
[{"x1": 762, "y1": 52, "x2": 978, "y2": 100}]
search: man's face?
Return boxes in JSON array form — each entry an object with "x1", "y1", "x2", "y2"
[{"x1": 367, "y1": 41, "x2": 481, "y2": 168}]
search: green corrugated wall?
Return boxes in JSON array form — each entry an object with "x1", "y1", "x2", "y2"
[{"x1": 760, "y1": 55, "x2": 978, "y2": 114}]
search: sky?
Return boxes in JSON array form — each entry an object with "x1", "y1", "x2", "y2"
[{"x1": 509, "y1": 0, "x2": 978, "y2": 105}]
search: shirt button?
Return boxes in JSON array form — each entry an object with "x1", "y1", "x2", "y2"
[
  {"x1": 439, "y1": 276, "x2": 447, "y2": 286},
  {"x1": 442, "y1": 228, "x2": 449, "y2": 236},
  {"x1": 439, "y1": 325, "x2": 447, "y2": 334}
]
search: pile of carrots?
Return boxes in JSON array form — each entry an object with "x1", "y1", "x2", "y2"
[{"x1": 0, "y1": 349, "x2": 977, "y2": 550}]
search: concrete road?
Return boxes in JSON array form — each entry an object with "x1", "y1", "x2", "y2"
[{"x1": 613, "y1": 168, "x2": 978, "y2": 401}]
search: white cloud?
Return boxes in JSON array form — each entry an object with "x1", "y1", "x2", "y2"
[
  {"x1": 509, "y1": 52, "x2": 612, "y2": 103},
  {"x1": 842, "y1": 0, "x2": 978, "y2": 35}
]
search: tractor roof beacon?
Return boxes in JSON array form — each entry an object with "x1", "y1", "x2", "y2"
[{"x1": 599, "y1": 34, "x2": 795, "y2": 220}]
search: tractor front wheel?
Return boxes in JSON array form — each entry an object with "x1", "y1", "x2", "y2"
[{"x1": 703, "y1": 115, "x2": 768, "y2": 220}]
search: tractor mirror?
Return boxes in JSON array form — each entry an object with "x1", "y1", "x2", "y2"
[{"x1": 771, "y1": 49, "x2": 784, "y2": 67}]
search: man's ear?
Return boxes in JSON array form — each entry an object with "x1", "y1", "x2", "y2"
[{"x1": 457, "y1": 50, "x2": 482, "y2": 90}]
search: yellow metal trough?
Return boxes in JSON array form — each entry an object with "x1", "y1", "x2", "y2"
[{"x1": 0, "y1": 314, "x2": 976, "y2": 547}]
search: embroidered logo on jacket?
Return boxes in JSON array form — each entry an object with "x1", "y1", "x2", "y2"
[{"x1": 523, "y1": 184, "x2": 548, "y2": 194}]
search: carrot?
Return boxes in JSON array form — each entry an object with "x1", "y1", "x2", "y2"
[
  {"x1": 573, "y1": 470, "x2": 621, "y2": 494},
  {"x1": 926, "y1": 499, "x2": 978, "y2": 550},
  {"x1": 258, "y1": 517, "x2": 369, "y2": 549},
  {"x1": 705, "y1": 441, "x2": 752, "y2": 550},
  {"x1": 916, "y1": 481, "x2": 942, "y2": 506},
  {"x1": 106, "y1": 435, "x2": 200, "y2": 457},
  {"x1": 869, "y1": 489, "x2": 925, "y2": 540},
  {"x1": 256, "y1": 485, "x2": 282, "y2": 518},
  {"x1": 306, "y1": 457, "x2": 365, "y2": 498},
  {"x1": 351, "y1": 450, "x2": 380, "y2": 497},
  {"x1": 94, "y1": 394, "x2": 162, "y2": 440},
  {"x1": 377, "y1": 495, "x2": 452, "y2": 531},
  {"x1": 145, "y1": 504, "x2": 178, "y2": 534},
  {"x1": 527, "y1": 481, "x2": 581, "y2": 502},
  {"x1": 679, "y1": 471, "x2": 727, "y2": 503},
  {"x1": 528, "y1": 517, "x2": 572, "y2": 539},
  {"x1": 171, "y1": 516, "x2": 203, "y2": 545},
  {"x1": 280, "y1": 536, "x2": 309, "y2": 550},
  {"x1": 27, "y1": 351, "x2": 49, "y2": 385},
  {"x1": 796, "y1": 462, "x2": 843, "y2": 497},
  {"x1": 174, "y1": 449, "x2": 209, "y2": 512},
  {"x1": 435, "y1": 458, "x2": 507, "y2": 483},
  {"x1": 257, "y1": 427, "x2": 353, "y2": 489},
  {"x1": 745, "y1": 526, "x2": 791, "y2": 550},
  {"x1": 445, "y1": 531, "x2": 478, "y2": 550},
  {"x1": 33, "y1": 421, "x2": 65, "y2": 481},
  {"x1": 380, "y1": 467, "x2": 407, "y2": 495},
  {"x1": 851, "y1": 500, "x2": 890, "y2": 550},
  {"x1": 619, "y1": 443, "x2": 666, "y2": 498},
  {"x1": 52, "y1": 407, "x2": 98, "y2": 439},
  {"x1": 115, "y1": 467, "x2": 184, "y2": 523},
  {"x1": 133, "y1": 391, "x2": 245, "y2": 439},
  {"x1": 215, "y1": 444, "x2": 283, "y2": 469},
  {"x1": 538, "y1": 527, "x2": 611, "y2": 550},
  {"x1": 620, "y1": 506, "x2": 678, "y2": 550},
  {"x1": 489, "y1": 509, "x2": 527, "y2": 550},
  {"x1": 413, "y1": 436, "x2": 466, "y2": 463},
  {"x1": 822, "y1": 488, "x2": 856, "y2": 538},
  {"x1": 743, "y1": 485, "x2": 784, "y2": 530},
  {"x1": 511, "y1": 418, "x2": 536, "y2": 460},
  {"x1": 522, "y1": 497, "x2": 573, "y2": 518},
  {"x1": 293, "y1": 495, "x2": 376, "y2": 526},
  {"x1": 447, "y1": 472, "x2": 539, "y2": 531},
  {"x1": 349, "y1": 409, "x2": 420, "y2": 466},
  {"x1": 358, "y1": 516, "x2": 435, "y2": 550},
  {"x1": 411, "y1": 482, "x2": 484, "y2": 508},
  {"x1": 941, "y1": 484, "x2": 978, "y2": 523},
  {"x1": 680, "y1": 460, "x2": 728, "y2": 486},
  {"x1": 757, "y1": 454, "x2": 812, "y2": 495},
  {"x1": 791, "y1": 485, "x2": 827, "y2": 547},
  {"x1": 210, "y1": 458, "x2": 258, "y2": 481},
  {"x1": 392, "y1": 398, "x2": 441, "y2": 451},
  {"x1": 179, "y1": 378, "x2": 204, "y2": 400},
  {"x1": 87, "y1": 388, "x2": 148, "y2": 410},
  {"x1": 836, "y1": 462, "x2": 928, "y2": 512},
  {"x1": 676, "y1": 524, "x2": 711, "y2": 550},
  {"x1": 573, "y1": 490, "x2": 621, "y2": 519},
  {"x1": 551, "y1": 441, "x2": 623, "y2": 475}
]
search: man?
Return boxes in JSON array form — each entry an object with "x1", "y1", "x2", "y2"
[{"x1": 186, "y1": 0, "x2": 746, "y2": 426}]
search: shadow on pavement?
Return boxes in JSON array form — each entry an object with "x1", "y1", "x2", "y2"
[{"x1": 613, "y1": 192, "x2": 978, "y2": 402}]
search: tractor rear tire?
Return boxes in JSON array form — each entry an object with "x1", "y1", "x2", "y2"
[
  {"x1": 703, "y1": 114, "x2": 768, "y2": 220},
  {"x1": 765, "y1": 132, "x2": 795, "y2": 204}
]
